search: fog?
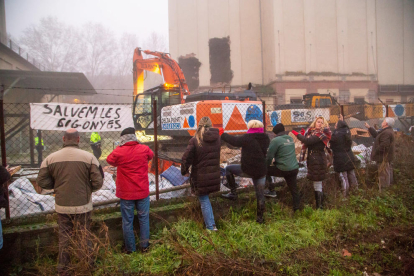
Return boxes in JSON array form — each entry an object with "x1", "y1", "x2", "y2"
[
  {"x1": 4, "y1": 0, "x2": 169, "y2": 103},
  {"x1": 5, "y1": 0, "x2": 168, "y2": 43}
]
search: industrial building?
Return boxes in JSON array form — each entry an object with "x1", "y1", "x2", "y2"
[{"x1": 169, "y1": 0, "x2": 414, "y2": 104}]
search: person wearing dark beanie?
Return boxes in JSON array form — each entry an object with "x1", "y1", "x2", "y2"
[
  {"x1": 121, "y1": 127, "x2": 136, "y2": 136},
  {"x1": 265, "y1": 123, "x2": 301, "y2": 212},
  {"x1": 272, "y1": 123, "x2": 285, "y2": 135}
]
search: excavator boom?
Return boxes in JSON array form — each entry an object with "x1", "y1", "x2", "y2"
[{"x1": 133, "y1": 48, "x2": 189, "y2": 103}]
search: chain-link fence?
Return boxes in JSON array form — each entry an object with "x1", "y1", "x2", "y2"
[{"x1": 1, "y1": 100, "x2": 414, "y2": 223}]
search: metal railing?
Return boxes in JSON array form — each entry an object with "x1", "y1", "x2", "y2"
[{"x1": 0, "y1": 32, "x2": 46, "y2": 71}]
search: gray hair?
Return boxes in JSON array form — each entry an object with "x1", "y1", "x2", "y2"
[{"x1": 384, "y1": 117, "x2": 395, "y2": 127}]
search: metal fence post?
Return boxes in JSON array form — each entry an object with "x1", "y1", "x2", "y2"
[
  {"x1": 385, "y1": 104, "x2": 389, "y2": 117},
  {"x1": 340, "y1": 104, "x2": 344, "y2": 118},
  {"x1": 29, "y1": 129, "x2": 35, "y2": 167},
  {"x1": 262, "y1": 100, "x2": 266, "y2": 133},
  {"x1": 0, "y1": 85, "x2": 10, "y2": 220},
  {"x1": 37, "y1": 130, "x2": 43, "y2": 166},
  {"x1": 153, "y1": 100, "x2": 159, "y2": 201},
  {"x1": 0, "y1": 85, "x2": 6, "y2": 167}
]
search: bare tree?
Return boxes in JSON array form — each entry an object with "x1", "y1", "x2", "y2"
[
  {"x1": 19, "y1": 17, "x2": 84, "y2": 72},
  {"x1": 143, "y1": 31, "x2": 168, "y2": 53},
  {"x1": 81, "y1": 22, "x2": 117, "y2": 83},
  {"x1": 115, "y1": 33, "x2": 139, "y2": 78}
]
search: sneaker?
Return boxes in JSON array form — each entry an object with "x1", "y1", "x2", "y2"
[
  {"x1": 264, "y1": 190, "x2": 277, "y2": 198},
  {"x1": 207, "y1": 225, "x2": 218, "y2": 232}
]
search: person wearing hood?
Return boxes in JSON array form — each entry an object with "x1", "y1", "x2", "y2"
[
  {"x1": 107, "y1": 127, "x2": 154, "y2": 253},
  {"x1": 220, "y1": 120, "x2": 270, "y2": 224},
  {"x1": 265, "y1": 123, "x2": 300, "y2": 211},
  {"x1": 181, "y1": 117, "x2": 221, "y2": 231},
  {"x1": 365, "y1": 117, "x2": 395, "y2": 189},
  {"x1": 291, "y1": 116, "x2": 331, "y2": 210},
  {"x1": 330, "y1": 116, "x2": 358, "y2": 196}
]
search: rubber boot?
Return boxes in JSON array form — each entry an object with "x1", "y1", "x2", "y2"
[
  {"x1": 222, "y1": 174, "x2": 238, "y2": 200},
  {"x1": 314, "y1": 191, "x2": 324, "y2": 210}
]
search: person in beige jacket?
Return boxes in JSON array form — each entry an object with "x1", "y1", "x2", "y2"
[{"x1": 37, "y1": 128, "x2": 103, "y2": 276}]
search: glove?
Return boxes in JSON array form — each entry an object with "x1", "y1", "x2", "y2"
[
  {"x1": 300, "y1": 128, "x2": 306, "y2": 135},
  {"x1": 291, "y1": 130, "x2": 299, "y2": 136},
  {"x1": 218, "y1": 127, "x2": 224, "y2": 136}
]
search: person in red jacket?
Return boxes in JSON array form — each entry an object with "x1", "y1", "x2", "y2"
[{"x1": 107, "y1": 127, "x2": 154, "y2": 253}]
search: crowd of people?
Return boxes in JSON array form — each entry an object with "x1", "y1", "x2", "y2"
[
  {"x1": 181, "y1": 115, "x2": 396, "y2": 231},
  {"x1": 0, "y1": 114, "x2": 394, "y2": 275}
]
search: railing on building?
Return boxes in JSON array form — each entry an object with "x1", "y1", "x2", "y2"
[{"x1": 0, "y1": 32, "x2": 46, "y2": 71}]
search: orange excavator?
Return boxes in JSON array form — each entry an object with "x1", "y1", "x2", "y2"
[
  {"x1": 133, "y1": 48, "x2": 189, "y2": 103},
  {"x1": 132, "y1": 48, "x2": 260, "y2": 135}
]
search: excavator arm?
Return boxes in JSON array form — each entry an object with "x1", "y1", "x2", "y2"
[{"x1": 133, "y1": 48, "x2": 190, "y2": 103}]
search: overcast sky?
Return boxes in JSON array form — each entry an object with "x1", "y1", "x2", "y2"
[{"x1": 5, "y1": 0, "x2": 169, "y2": 45}]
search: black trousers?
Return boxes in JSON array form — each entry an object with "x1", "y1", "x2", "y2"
[
  {"x1": 267, "y1": 166, "x2": 300, "y2": 211},
  {"x1": 91, "y1": 145, "x2": 102, "y2": 160}
]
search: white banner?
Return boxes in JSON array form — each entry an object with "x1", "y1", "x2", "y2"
[
  {"x1": 30, "y1": 103, "x2": 134, "y2": 132},
  {"x1": 291, "y1": 108, "x2": 330, "y2": 123}
]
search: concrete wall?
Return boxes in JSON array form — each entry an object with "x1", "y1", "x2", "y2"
[
  {"x1": 0, "y1": 45, "x2": 40, "y2": 71},
  {"x1": 169, "y1": 0, "x2": 414, "y2": 88},
  {"x1": 0, "y1": 0, "x2": 6, "y2": 38}
]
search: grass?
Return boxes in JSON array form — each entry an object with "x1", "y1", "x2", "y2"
[
  {"x1": 86, "y1": 182, "x2": 412, "y2": 275},
  {"x1": 8, "y1": 135, "x2": 414, "y2": 275}
]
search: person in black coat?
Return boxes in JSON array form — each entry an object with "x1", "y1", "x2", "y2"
[
  {"x1": 292, "y1": 116, "x2": 331, "y2": 209},
  {"x1": 330, "y1": 118, "x2": 358, "y2": 196},
  {"x1": 220, "y1": 120, "x2": 270, "y2": 224},
  {"x1": 181, "y1": 117, "x2": 221, "y2": 231}
]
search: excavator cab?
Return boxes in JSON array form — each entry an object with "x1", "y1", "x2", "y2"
[
  {"x1": 303, "y1": 93, "x2": 335, "y2": 108},
  {"x1": 133, "y1": 85, "x2": 181, "y2": 131}
]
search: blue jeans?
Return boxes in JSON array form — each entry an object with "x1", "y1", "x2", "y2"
[
  {"x1": 120, "y1": 197, "x2": 150, "y2": 252},
  {"x1": 226, "y1": 164, "x2": 266, "y2": 221},
  {"x1": 198, "y1": 195, "x2": 216, "y2": 230}
]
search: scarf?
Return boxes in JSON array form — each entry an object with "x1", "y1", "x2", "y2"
[
  {"x1": 119, "y1": 134, "x2": 138, "y2": 146},
  {"x1": 247, "y1": 127, "x2": 264, "y2": 134},
  {"x1": 299, "y1": 127, "x2": 332, "y2": 162}
]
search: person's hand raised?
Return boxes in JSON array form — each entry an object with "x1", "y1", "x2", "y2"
[{"x1": 218, "y1": 127, "x2": 224, "y2": 136}]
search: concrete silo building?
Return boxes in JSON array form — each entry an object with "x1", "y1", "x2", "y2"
[{"x1": 168, "y1": 0, "x2": 414, "y2": 104}]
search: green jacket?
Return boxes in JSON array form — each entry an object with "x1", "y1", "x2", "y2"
[
  {"x1": 90, "y1": 132, "x2": 101, "y2": 145},
  {"x1": 266, "y1": 132, "x2": 299, "y2": 171}
]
